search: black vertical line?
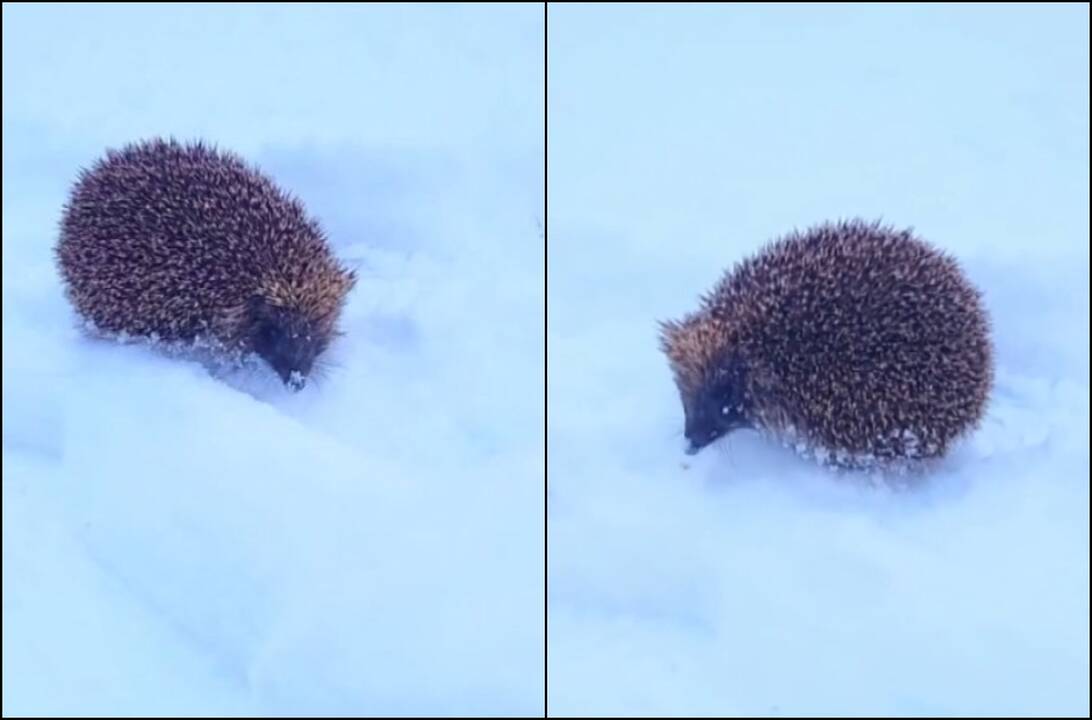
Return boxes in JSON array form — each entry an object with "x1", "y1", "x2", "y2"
[{"x1": 541, "y1": 0, "x2": 550, "y2": 716}]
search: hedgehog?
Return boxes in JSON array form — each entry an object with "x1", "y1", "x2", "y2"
[
  {"x1": 659, "y1": 219, "x2": 993, "y2": 471},
  {"x1": 56, "y1": 138, "x2": 356, "y2": 390}
]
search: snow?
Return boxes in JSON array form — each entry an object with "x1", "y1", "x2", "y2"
[
  {"x1": 3, "y1": 4, "x2": 543, "y2": 716},
  {"x1": 4, "y1": 3, "x2": 1089, "y2": 716},
  {"x1": 547, "y1": 4, "x2": 1088, "y2": 717}
]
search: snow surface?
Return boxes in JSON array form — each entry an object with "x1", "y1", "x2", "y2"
[
  {"x1": 3, "y1": 4, "x2": 543, "y2": 716},
  {"x1": 547, "y1": 4, "x2": 1089, "y2": 716}
]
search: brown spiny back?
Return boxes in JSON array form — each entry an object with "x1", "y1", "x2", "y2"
[{"x1": 56, "y1": 138, "x2": 355, "y2": 352}]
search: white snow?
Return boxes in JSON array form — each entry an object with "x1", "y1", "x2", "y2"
[
  {"x1": 5, "y1": 3, "x2": 1089, "y2": 717},
  {"x1": 3, "y1": 4, "x2": 543, "y2": 716},
  {"x1": 547, "y1": 4, "x2": 1088, "y2": 716}
]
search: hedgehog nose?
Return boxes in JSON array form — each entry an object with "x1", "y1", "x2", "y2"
[
  {"x1": 684, "y1": 425, "x2": 704, "y2": 454},
  {"x1": 286, "y1": 370, "x2": 306, "y2": 391}
]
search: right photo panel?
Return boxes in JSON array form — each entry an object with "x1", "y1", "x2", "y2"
[{"x1": 547, "y1": 3, "x2": 1090, "y2": 717}]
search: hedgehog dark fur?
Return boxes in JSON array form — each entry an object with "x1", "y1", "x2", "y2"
[
  {"x1": 660, "y1": 219, "x2": 993, "y2": 470},
  {"x1": 56, "y1": 138, "x2": 356, "y2": 390}
]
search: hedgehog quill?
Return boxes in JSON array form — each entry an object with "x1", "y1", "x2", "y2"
[
  {"x1": 56, "y1": 138, "x2": 356, "y2": 390},
  {"x1": 660, "y1": 219, "x2": 993, "y2": 471}
]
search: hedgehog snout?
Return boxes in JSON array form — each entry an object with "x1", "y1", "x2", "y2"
[
  {"x1": 268, "y1": 353, "x2": 313, "y2": 391},
  {"x1": 683, "y1": 390, "x2": 749, "y2": 455},
  {"x1": 684, "y1": 412, "x2": 726, "y2": 455},
  {"x1": 271, "y1": 345, "x2": 316, "y2": 391},
  {"x1": 252, "y1": 321, "x2": 321, "y2": 391}
]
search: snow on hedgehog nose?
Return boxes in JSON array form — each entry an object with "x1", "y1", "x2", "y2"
[
  {"x1": 286, "y1": 370, "x2": 306, "y2": 391},
  {"x1": 685, "y1": 428, "x2": 723, "y2": 455},
  {"x1": 684, "y1": 410, "x2": 725, "y2": 454}
]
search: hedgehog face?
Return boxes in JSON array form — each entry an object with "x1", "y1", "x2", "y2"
[
  {"x1": 683, "y1": 369, "x2": 751, "y2": 455},
  {"x1": 249, "y1": 299, "x2": 328, "y2": 391},
  {"x1": 661, "y1": 318, "x2": 752, "y2": 454}
]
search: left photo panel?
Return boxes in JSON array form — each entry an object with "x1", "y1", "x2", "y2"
[{"x1": 2, "y1": 3, "x2": 544, "y2": 716}]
